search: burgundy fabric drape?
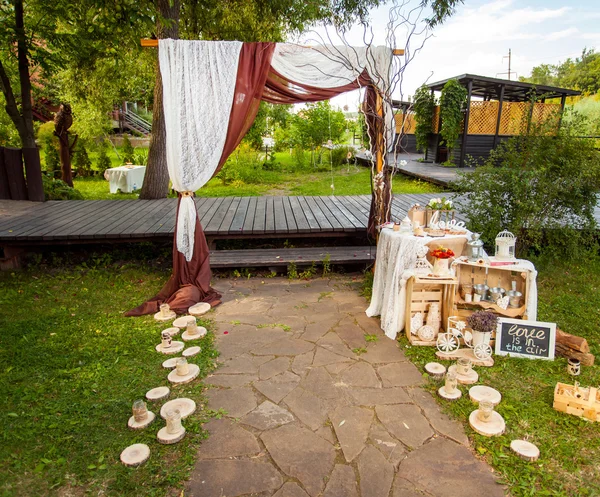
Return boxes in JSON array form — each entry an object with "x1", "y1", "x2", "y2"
[
  {"x1": 125, "y1": 196, "x2": 222, "y2": 316},
  {"x1": 126, "y1": 42, "x2": 276, "y2": 317}
]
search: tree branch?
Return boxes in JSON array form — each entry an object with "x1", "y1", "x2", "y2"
[
  {"x1": 15, "y1": 0, "x2": 36, "y2": 147},
  {"x1": 0, "y1": 58, "x2": 27, "y2": 138}
]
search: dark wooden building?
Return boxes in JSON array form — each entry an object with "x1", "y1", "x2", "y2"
[{"x1": 396, "y1": 74, "x2": 580, "y2": 166}]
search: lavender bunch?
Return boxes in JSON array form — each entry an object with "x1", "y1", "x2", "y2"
[{"x1": 466, "y1": 311, "x2": 498, "y2": 333}]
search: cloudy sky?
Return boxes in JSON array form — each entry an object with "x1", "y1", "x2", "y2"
[{"x1": 298, "y1": 0, "x2": 600, "y2": 109}]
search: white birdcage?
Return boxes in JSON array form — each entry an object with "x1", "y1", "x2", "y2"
[{"x1": 495, "y1": 230, "x2": 516, "y2": 260}]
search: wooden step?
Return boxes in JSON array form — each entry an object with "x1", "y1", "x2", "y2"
[{"x1": 210, "y1": 246, "x2": 375, "y2": 269}]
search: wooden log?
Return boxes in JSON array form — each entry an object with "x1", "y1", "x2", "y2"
[
  {"x1": 22, "y1": 147, "x2": 44, "y2": 202},
  {"x1": 556, "y1": 328, "x2": 589, "y2": 353},
  {"x1": 3, "y1": 147, "x2": 28, "y2": 200},
  {"x1": 555, "y1": 344, "x2": 595, "y2": 366}
]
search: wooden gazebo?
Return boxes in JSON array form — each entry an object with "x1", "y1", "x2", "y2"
[{"x1": 395, "y1": 74, "x2": 580, "y2": 166}]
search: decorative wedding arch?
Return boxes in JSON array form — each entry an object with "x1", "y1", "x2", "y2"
[{"x1": 126, "y1": 39, "x2": 399, "y2": 316}]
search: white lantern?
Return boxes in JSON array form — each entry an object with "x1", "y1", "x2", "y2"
[{"x1": 495, "y1": 230, "x2": 516, "y2": 260}]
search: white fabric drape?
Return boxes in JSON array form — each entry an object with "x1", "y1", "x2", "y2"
[
  {"x1": 159, "y1": 39, "x2": 243, "y2": 260},
  {"x1": 271, "y1": 43, "x2": 395, "y2": 151}
]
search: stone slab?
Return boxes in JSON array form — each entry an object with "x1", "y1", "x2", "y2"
[
  {"x1": 312, "y1": 347, "x2": 354, "y2": 367},
  {"x1": 273, "y1": 482, "x2": 311, "y2": 497},
  {"x1": 241, "y1": 400, "x2": 295, "y2": 431},
  {"x1": 206, "y1": 387, "x2": 257, "y2": 418},
  {"x1": 317, "y1": 332, "x2": 356, "y2": 359},
  {"x1": 330, "y1": 406, "x2": 373, "y2": 462},
  {"x1": 350, "y1": 387, "x2": 411, "y2": 406},
  {"x1": 408, "y1": 387, "x2": 469, "y2": 446},
  {"x1": 299, "y1": 367, "x2": 341, "y2": 400},
  {"x1": 262, "y1": 424, "x2": 336, "y2": 497},
  {"x1": 323, "y1": 464, "x2": 359, "y2": 497},
  {"x1": 378, "y1": 362, "x2": 424, "y2": 387},
  {"x1": 188, "y1": 459, "x2": 282, "y2": 497},
  {"x1": 339, "y1": 361, "x2": 381, "y2": 388},
  {"x1": 357, "y1": 444, "x2": 394, "y2": 497},
  {"x1": 252, "y1": 336, "x2": 314, "y2": 356},
  {"x1": 397, "y1": 438, "x2": 505, "y2": 497},
  {"x1": 369, "y1": 422, "x2": 407, "y2": 469},
  {"x1": 259, "y1": 357, "x2": 291, "y2": 380},
  {"x1": 198, "y1": 418, "x2": 261, "y2": 459},
  {"x1": 292, "y1": 350, "x2": 314, "y2": 376},
  {"x1": 254, "y1": 371, "x2": 301, "y2": 404},
  {"x1": 361, "y1": 339, "x2": 406, "y2": 364},
  {"x1": 205, "y1": 374, "x2": 257, "y2": 388},
  {"x1": 376, "y1": 404, "x2": 434, "y2": 449},
  {"x1": 283, "y1": 387, "x2": 327, "y2": 431}
]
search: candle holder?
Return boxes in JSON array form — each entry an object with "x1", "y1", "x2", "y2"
[
  {"x1": 155, "y1": 330, "x2": 184, "y2": 354},
  {"x1": 160, "y1": 398, "x2": 197, "y2": 420},
  {"x1": 154, "y1": 303, "x2": 176, "y2": 322},
  {"x1": 438, "y1": 370, "x2": 462, "y2": 400},
  {"x1": 567, "y1": 358, "x2": 581, "y2": 376},
  {"x1": 457, "y1": 357, "x2": 472, "y2": 375},
  {"x1": 469, "y1": 400, "x2": 505, "y2": 436},
  {"x1": 181, "y1": 317, "x2": 207, "y2": 341},
  {"x1": 157, "y1": 409, "x2": 186, "y2": 444},
  {"x1": 128, "y1": 399, "x2": 155, "y2": 429},
  {"x1": 167, "y1": 357, "x2": 200, "y2": 384}
]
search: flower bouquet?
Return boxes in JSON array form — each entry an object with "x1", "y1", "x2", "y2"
[
  {"x1": 430, "y1": 247, "x2": 455, "y2": 277},
  {"x1": 466, "y1": 311, "x2": 498, "y2": 348},
  {"x1": 426, "y1": 197, "x2": 455, "y2": 228}
]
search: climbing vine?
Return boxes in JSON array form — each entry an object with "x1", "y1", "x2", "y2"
[
  {"x1": 439, "y1": 79, "x2": 467, "y2": 163},
  {"x1": 413, "y1": 85, "x2": 436, "y2": 153}
]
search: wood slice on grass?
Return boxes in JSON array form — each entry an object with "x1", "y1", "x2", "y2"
[
  {"x1": 120, "y1": 443, "x2": 150, "y2": 467},
  {"x1": 510, "y1": 440, "x2": 540, "y2": 461}
]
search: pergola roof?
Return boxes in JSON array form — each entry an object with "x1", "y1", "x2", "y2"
[{"x1": 426, "y1": 74, "x2": 580, "y2": 102}]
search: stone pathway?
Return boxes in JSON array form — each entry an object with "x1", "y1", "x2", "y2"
[{"x1": 187, "y1": 276, "x2": 505, "y2": 497}]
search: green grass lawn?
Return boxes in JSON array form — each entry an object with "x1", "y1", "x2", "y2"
[
  {"x1": 0, "y1": 254, "x2": 220, "y2": 496},
  {"x1": 394, "y1": 255, "x2": 600, "y2": 496},
  {"x1": 73, "y1": 158, "x2": 440, "y2": 200}
]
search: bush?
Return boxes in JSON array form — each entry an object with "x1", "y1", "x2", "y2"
[
  {"x1": 454, "y1": 115, "x2": 600, "y2": 258},
  {"x1": 439, "y1": 79, "x2": 467, "y2": 162},
  {"x1": 42, "y1": 175, "x2": 84, "y2": 200},
  {"x1": 217, "y1": 143, "x2": 265, "y2": 184},
  {"x1": 413, "y1": 85, "x2": 436, "y2": 153},
  {"x1": 44, "y1": 142, "x2": 61, "y2": 175},
  {"x1": 121, "y1": 134, "x2": 135, "y2": 163},
  {"x1": 36, "y1": 121, "x2": 56, "y2": 147},
  {"x1": 96, "y1": 144, "x2": 112, "y2": 174},
  {"x1": 74, "y1": 143, "x2": 92, "y2": 177}
]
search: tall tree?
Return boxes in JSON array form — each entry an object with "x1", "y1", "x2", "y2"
[{"x1": 139, "y1": 0, "x2": 180, "y2": 199}]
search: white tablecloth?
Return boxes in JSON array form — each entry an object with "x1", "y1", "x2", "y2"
[
  {"x1": 104, "y1": 166, "x2": 146, "y2": 193},
  {"x1": 366, "y1": 228, "x2": 471, "y2": 340}
]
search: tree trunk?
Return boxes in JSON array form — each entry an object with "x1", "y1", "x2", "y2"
[{"x1": 139, "y1": 0, "x2": 180, "y2": 200}]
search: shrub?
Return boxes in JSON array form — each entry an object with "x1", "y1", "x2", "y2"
[
  {"x1": 74, "y1": 143, "x2": 92, "y2": 177},
  {"x1": 44, "y1": 142, "x2": 61, "y2": 175},
  {"x1": 42, "y1": 175, "x2": 84, "y2": 200},
  {"x1": 413, "y1": 85, "x2": 436, "y2": 153},
  {"x1": 36, "y1": 121, "x2": 56, "y2": 147},
  {"x1": 439, "y1": 79, "x2": 467, "y2": 162},
  {"x1": 454, "y1": 114, "x2": 600, "y2": 258},
  {"x1": 217, "y1": 143, "x2": 265, "y2": 184},
  {"x1": 133, "y1": 148, "x2": 149, "y2": 165},
  {"x1": 121, "y1": 134, "x2": 135, "y2": 163},
  {"x1": 96, "y1": 144, "x2": 112, "y2": 174}
]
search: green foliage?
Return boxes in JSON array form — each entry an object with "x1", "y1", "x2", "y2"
[
  {"x1": 439, "y1": 79, "x2": 467, "y2": 162},
  {"x1": 133, "y1": 148, "x2": 149, "y2": 166},
  {"x1": 96, "y1": 143, "x2": 112, "y2": 174},
  {"x1": 0, "y1": 96, "x2": 20, "y2": 147},
  {"x1": 42, "y1": 175, "x2": 84, "y2": 200},
  {"x1": 43, "y1": 142, "x2": 61, "y2": 174},
  {"x1": 413, "y1": 85, "x2": 436, "y2": 152},
  {"x1": 74, "y1": 143, "x2": 93, "y2": 177},
  {"x1": 0, "y1": 262, "x2": 218, "y2": 495},
  {"x1": 121, "y1": 134, "x2": 135, "y2": 164},
  {"x1": 454, "y1": 115, "x2": 600, "y2": 258},
  {"x1": 290, "y1": 102, "x2": 348, "y2": 159},
  {"x1": 565, "y1": 95, "x2": 600, "y2": 135},
  {"x1": 36, "y1": 121, "x2": 56, "y2": 146},
  {"x1": 287, "y1": 262, "x2": 298, "y2": 279},
  {"x1": 521, "y1": 48, "x2": 600, "y2": 94}
]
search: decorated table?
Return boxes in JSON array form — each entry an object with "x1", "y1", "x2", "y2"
[
  {"x1": 104, "y1": 165, "x2": 146, "y2": 194},
  {"x1": 366, "y1": 227, "x2": 470, "y2": 339}
]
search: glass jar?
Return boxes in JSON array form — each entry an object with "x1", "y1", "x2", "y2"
[
  {"x1": 457, "y1": 357, "x2": 472, "y2": 375},
  {"x1": 161, "y1": 330, "x2": 172, "y2": 348},
  {"x1": 176, "y1": 358, "x2": 190, "y2": 376},
  {"x1": 478, "y1": 400, "x2": 494, "y2": 422},
  {"x1": 132, "y1": 400, "x2": 148, "y2": 422},
  {"x1": 166, "y1": 409, "x2": 183, "y2": 434},
  {"x1": 160, "y1": 303, "x2": 171, "y2": 318},
  {"x1": 444, "y1": 371, "x2": 458, "y2": 394}
]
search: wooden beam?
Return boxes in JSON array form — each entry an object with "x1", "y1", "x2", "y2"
[
  {"x1": 493, "y1": 83, "x2": 505, "y2": 148},
  {"x1": 458, "y1": 79, "x2": 473, "y2": 167},
  {"x1": 141, "y1": 39, "x2": 405, "y2": 56}
]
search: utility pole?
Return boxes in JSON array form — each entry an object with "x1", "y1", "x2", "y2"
[{"x1": 496, "y1": 49, "x2": 516, "y2": 80}]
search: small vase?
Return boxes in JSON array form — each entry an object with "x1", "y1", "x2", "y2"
[{"x1": 433, "y1": 258, "x2": 451, "y2": 277}]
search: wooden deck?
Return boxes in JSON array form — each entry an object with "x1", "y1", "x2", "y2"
[{"x1": 0, "y1": 194, "x2": 468, "y2": 246}]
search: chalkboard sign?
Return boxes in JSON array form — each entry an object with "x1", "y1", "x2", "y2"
[{"x1": 495, "y1": 318, "x2": 556, "y2": 360}]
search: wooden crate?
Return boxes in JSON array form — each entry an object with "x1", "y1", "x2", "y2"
[
  {"x1": 405, "y1": 276, "x2": 457, "y2": 345},
  {"x1": 452, "y1": 260, "x2": 531, "y2": 321},
  {"x1": 553, "y1": 382, "x2": 600, "y2": 422}
]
